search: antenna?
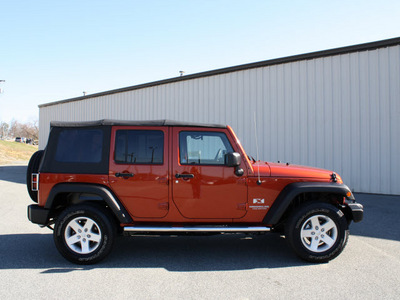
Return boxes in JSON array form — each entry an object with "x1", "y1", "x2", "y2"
[{"x1": 254, "y1": 112, "x2": 261, "y2": 185}]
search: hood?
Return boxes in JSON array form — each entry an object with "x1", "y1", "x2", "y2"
[
  {"x1": 267, "y1": 162, "x2": 336, "y2": 180},
  {"x1": 251, "y1": 161, "x2": 339, "y2": 181}
]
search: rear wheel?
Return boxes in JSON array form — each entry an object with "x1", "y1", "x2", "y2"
[
  {"x1": 285, "y1": 202, "x2": 349, "y2": 263},
  {"x1": 54, "y1": 204, "x2": 116, "y2": 264}
]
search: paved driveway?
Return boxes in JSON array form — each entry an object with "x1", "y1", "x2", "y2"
[{"x1": 0, "y1": 165, "x2": 399, "y2": 299}]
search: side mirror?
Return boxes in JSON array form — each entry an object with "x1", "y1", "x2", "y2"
[{"x1": 225, "y1": 152, "x2": 241, "y2": 167}]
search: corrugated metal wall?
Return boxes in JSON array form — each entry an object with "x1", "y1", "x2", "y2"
[{"x1": 39, "y1": 45, "x2": 400, "y2": 195}]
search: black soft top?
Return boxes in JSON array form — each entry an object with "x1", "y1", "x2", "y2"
[{"x1": 50, "y1": 119, "x2": 227, "y2": 129}]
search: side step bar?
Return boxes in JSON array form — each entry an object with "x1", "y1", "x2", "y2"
[{"x1": 124, "y1": 226, "x2": 271, "y2": 233}]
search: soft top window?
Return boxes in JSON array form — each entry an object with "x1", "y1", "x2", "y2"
[
  {"x1": 55, "y1": 129, "x2": 103, "y2": 163},
  {"x1": 40, "y1": 126, "x2": 111, "y2": 174}
]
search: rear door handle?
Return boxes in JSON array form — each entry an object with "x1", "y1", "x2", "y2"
[
  {"x1": 115, "y1": 172, "x2": 134, "y2": 178},
  {"x1": 175, "y1": 173, "x2": 194, "y2": 179}
]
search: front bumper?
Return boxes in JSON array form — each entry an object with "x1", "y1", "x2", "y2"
[
  {"x1": 346, "y1": 202, "x2": 364, "y2": 223},
  {"x1": 27, "y1": 204, "x2": 50, "y2": 225}
]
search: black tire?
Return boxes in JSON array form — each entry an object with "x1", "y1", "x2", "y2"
[
  {"x1": 285, "y1": 202, "x2": 349, "y2": 263},
  {"x1": 26, "y1": 150, "x2": 44, "y2": 202},
  {"x1": 54, "y1": 204, "x2": 116, "y2": 264}
]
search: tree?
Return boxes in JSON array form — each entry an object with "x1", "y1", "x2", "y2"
[
  {"x1": 20, "y1": 121, "x2": 39, "y2": 140},
  {"x1": 0, "y1": 121, "x2": 9, "y2": 139},
  {"x1": 9, "y1": 119, "x2": 21, "y2": 138},
  {"x1": 2, "y1": 119, "x2": 39, "y2": 141}
]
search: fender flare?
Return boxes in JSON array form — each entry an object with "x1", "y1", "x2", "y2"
[
  {"x1": 263, "y1": 182, "x2": 355, "y2": 225},
  {"x1": 45, "y1": 183, "x2": 133, "y2": 224}
]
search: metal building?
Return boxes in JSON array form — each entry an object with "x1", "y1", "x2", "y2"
[{"x1": 39, "y1": 37, "x2": 400, "y2": 195}]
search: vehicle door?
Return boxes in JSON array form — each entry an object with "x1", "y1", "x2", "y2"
[
  {"x1": 109, "y1": 126, "x2": 169, "y2": 218},
  {"x1": 172, "y1": 128, "x2": 247, "y2": 219}
]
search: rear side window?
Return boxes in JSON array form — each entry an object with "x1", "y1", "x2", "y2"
[
  {"x1": 115, "y1": 130, "x2": 164, "y2": 164},
  {"x1": 55, "y1": 129, "x2": 104, "y2": 163},
  {"x1": 40, "y1": 126, "x2": 111, "y2": 174}
]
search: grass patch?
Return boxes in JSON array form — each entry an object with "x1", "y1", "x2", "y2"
[{"x1": 0, "y1": 140, "x2": 38, "y2": 165}]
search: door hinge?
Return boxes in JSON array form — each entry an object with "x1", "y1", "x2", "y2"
[
  {"x1": 237, "y1": 203, "x2": 247, "y2": 210},
  {"x1": 157, "y1": 177, "x2": 169, "y2": 185},
  {"x1": 237, "y1": 178, "x2": 247, "y2": 185},
  {"x1": 158, "y1": 202, "x2": 169, "y2": 210}
]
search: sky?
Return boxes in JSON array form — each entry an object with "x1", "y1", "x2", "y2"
[{"x1": 1, "y1": 0, "x2": 399, "y2": 123}]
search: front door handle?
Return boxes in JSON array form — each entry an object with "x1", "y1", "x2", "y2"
[
  {"x1": 175, "y1": 173, "x2": 194, "y2": 179},
  {"x1": 115, "y1": 172, "x2": 134, "y2": 178}
]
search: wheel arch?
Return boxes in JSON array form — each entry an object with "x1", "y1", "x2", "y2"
[
  {"x1": 263, "y1": 182, "x2": 355, "y2": 226},
  {"x1": 45, "y1": 183, "x2": 133, "y2": 224}
]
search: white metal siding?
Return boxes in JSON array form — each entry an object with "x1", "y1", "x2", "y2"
[{"x1": 39, "y1": 45, "x2": 400, "y2": 195}]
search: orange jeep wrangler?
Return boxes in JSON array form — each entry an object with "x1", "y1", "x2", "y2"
[{"x1": 27, "y1": 120, "x2": 363, "y2": 264}]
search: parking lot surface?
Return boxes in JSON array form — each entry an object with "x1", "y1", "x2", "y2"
[{"x1": 0, "y1": 165, "x2": 399, "y2": 299}]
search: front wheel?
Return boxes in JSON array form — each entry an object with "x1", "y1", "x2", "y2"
[
  {"x1": 285, "y1": 202, "x2": 349, "y2": 263},
  {"x1": 54, "y1": 204, "x2": 116, "y2": 264}
]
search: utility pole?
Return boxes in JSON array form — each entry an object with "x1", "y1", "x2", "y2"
[{"x1": 0, "y1": 80, "x2": 5, "y2": 93}]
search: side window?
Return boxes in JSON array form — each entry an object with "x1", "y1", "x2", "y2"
[
  {"x1": 179, "y1": 131, "x2": 233, "y2": 165},
  {"x1": 55, "y1": 129, "x2": 103, "y2": 163},
  {"x1": 115, "y1": 130, "x2": 164, "y2": 164}
]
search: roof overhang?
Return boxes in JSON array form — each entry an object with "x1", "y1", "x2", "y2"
[{"x1": 40, "y1": 36, "x2": 400, "y2": 109}]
